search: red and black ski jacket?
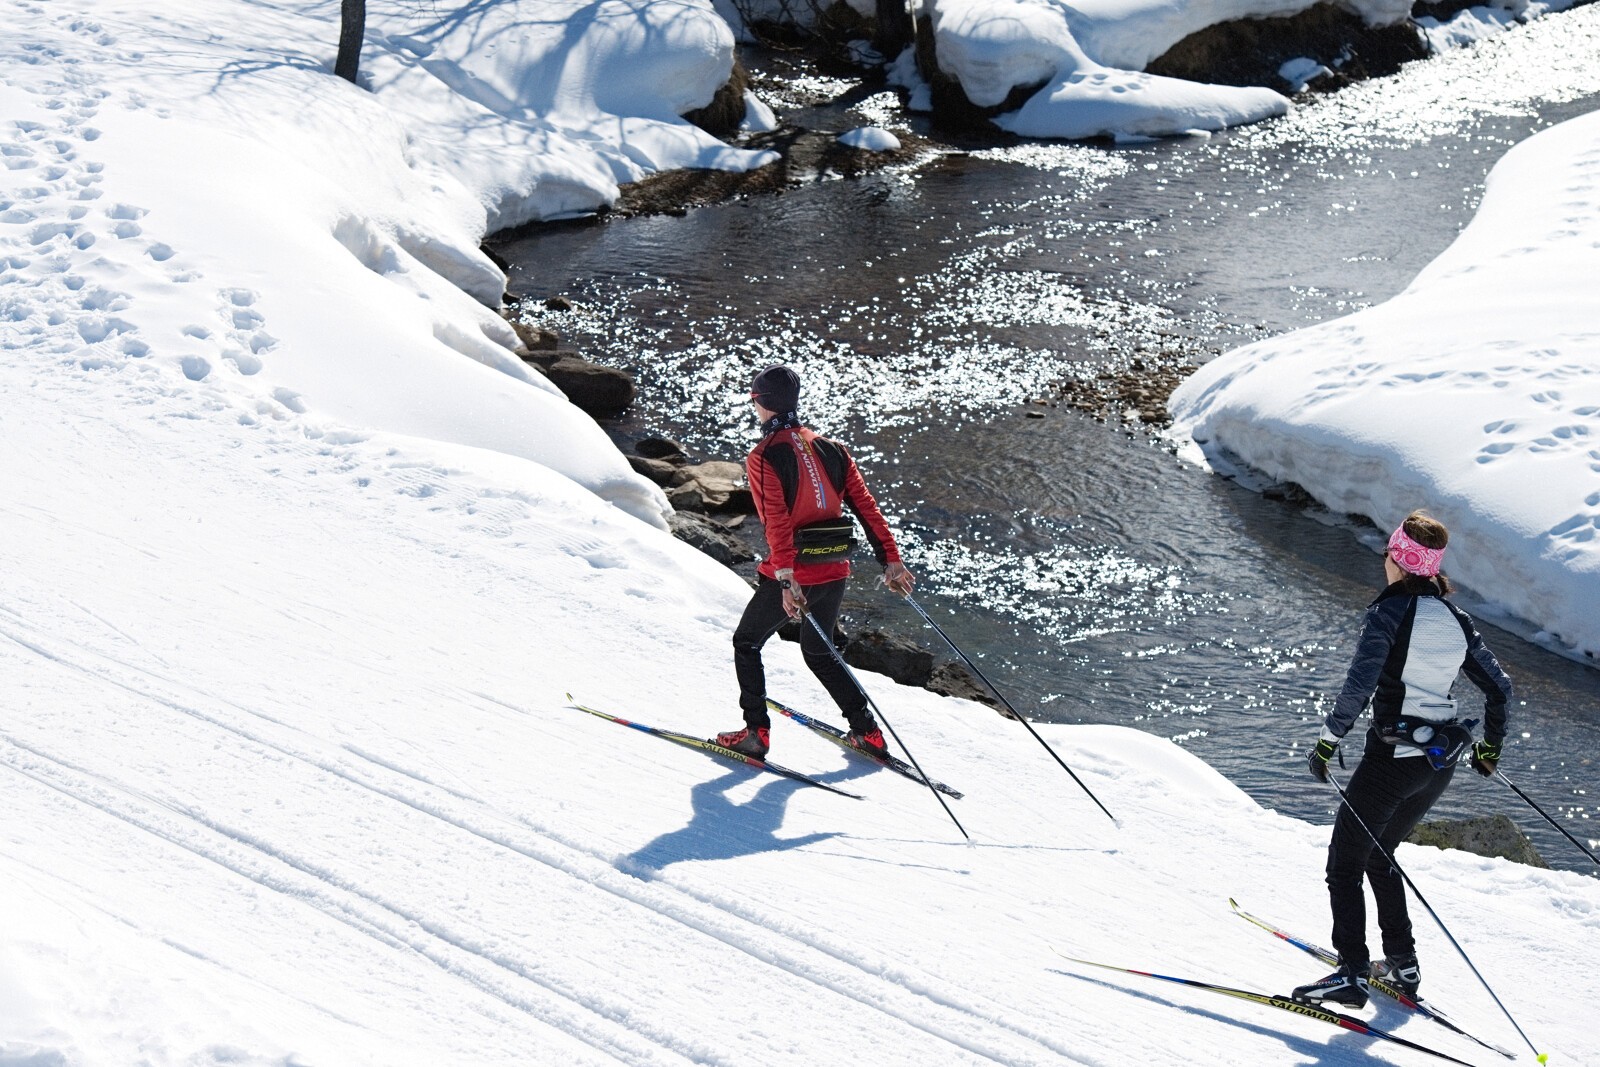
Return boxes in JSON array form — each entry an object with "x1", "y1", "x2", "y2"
[{"x1": 746, "y1": 415, "x2": 901, "y2": 585}]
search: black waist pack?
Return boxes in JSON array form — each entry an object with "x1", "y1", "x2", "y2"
[
  {"x1": 793, "y1": 517, "x2": 858, "y2": 564},
  {"x1": 1380, "y1": 717, "x2": 1480, "y2": 770}
]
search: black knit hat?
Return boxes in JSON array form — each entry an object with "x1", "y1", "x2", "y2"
[{"x1": 750, "y1": 364, "x2": 801, "y2": 413}]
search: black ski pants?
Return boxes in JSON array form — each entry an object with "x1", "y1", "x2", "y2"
[
  {"x1": 1326, "y1": 732, "x2": 1456, "y2": 967},
  {"x1": 733, "y1": 575, "x2": 869, "y2": 732}
]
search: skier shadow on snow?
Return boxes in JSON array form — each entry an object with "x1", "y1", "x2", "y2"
[
  {"x1": 619, "y1": 761, "x2": 874, "y2": 876},
  {"x1": 1050, "y1": 970, "x2": 1424, "y2": 1065}
]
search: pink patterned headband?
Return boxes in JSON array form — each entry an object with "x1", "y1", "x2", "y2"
[{"x1": 1388, "y1": 525, "x2": 1445, "y2": 577}]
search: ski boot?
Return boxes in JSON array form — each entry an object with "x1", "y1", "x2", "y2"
[
  {"x1": 1371, "y1": 952, "x2": 1421, "y2": 998},
  {"x1": 844, "y1": 726, "x2": 896, "y2": 758},
  {"x1": 715, "y1": 726, "x2": 770, "y2": 758},
  {"x1": 1292, "y1": 958, "x2": 1370, "y2": 1009}
]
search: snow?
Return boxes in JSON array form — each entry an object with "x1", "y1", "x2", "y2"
[
  {"x1": 742, "y1": 90, "x2": 780, "y2": 132},
  {"x1": 1169, "y1": 108, "x2": 1600, "y2": 663},
  {"x1": 5, "y1": 0, "x2": 1600, "y2": 1064},
  {"x1": 1279, "y1": 56, "x2": 1335, "y2": 92},
  {"x1": 0, "y1": 0, "x2": 793, "y2": 533},
  {"x1": 923, "y1": 0, "x2": 1300, "y2": 140},
  {"x1": 1417, "y1": 5, "x2": 1522, "y2": 53},
  {"x1": 838, "y1": 126, "x2": 902, "y2": 151}
]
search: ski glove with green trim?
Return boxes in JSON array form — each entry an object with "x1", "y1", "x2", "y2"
[
  {"x1": 1308, "y1": 738, "x2": 1339, "y2": 783},
  {"x1": 1471, "y1": 739, "x2": 1501, "y2": 777}
]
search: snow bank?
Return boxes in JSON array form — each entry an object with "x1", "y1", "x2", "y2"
[
  {"x1": 1170, "y1": 108, "x2": 1600, "y2": 660},
  {"x1": 925, "y1": 0, "x2": 1300, "y2": 139},
  {"x1": 2, "y1": 1, "x2": 780, "y2": 532}
]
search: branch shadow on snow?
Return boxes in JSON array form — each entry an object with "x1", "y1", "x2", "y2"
[
  {"x1": 1050, "y1": 969, "x2": 1420, "y2": 1065},
  {"x1": 618, "y1": 762, "x2": 870, "y2": 875}
]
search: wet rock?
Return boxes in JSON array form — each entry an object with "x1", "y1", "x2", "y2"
[
  {"x1": 843, "y1": 628, "x2": 935, "y2": 687},
  {"x1": 544, "y1": 357, "x2": 635, "y2": 417},
  {"x1": 627, "y1": 455, "x2": 680, "y2": 486},
  {"x1": 1408, "y1": 813, "x2": 1549, "y2": 868},
  {"x1": 669, "y1": 512, "x2": 757, "y2": 566},
  {"x1": 668, "y1": 460, "x2": 754, "y2": 514},
  {"x1": 635, "y1": 436, "x2": 690, "y2": 464},
  {"x1": 665, "y1": 483, "x2": 713, "y2": 513},
  {"x1": 927, "y1": 662, "x2": 1008, "y2": 715},
  {"x1": 509, "y1": 318, "x2": 560, "y2": 352},
  {"x1": 1147, "y1": 2, "x2": 1427, "y2": 94},
  {"x1": 1262, "y1": 481, "x2": 1316, "y2": 506},
  {"x1": 669, "y1": 458, "x2": 744, "y2": 487},
  {"x1": 543, "y1": 296, "x2": 575, "y2": 312}
]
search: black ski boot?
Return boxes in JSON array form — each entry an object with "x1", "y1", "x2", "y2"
[
  {"x1": 1292, "y1": 958, "x2": 1370, "y2": 1009},
  {"x1": 1371, "y1": 952, "x2": 1421, "y2": 998}
]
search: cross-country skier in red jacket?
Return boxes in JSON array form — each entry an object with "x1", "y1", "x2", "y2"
[{"x1": 716, "y1": 365, "x2": 915, "y2": 760}]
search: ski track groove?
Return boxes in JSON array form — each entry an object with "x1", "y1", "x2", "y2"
[
  {"x1": 0, "y1": 736, "x2": 683, "y2": 1067},
  {"x1": 0, "y1": 617, "x2": 1095, "y2": 1065},
  {"x1": 467, "y1": 693, "x2": 1099, "y2": 1065}
]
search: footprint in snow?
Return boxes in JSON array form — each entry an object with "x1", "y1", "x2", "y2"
[
  {"x1": 227, "y1": 348, "x2": 263, "y2": 376},
  {"x1": 80, "y1": 286, "x2": 130, "y2": 312}
]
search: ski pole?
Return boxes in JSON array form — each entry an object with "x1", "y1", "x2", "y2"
[
  {"x1": 1495, "y1": 769, "x2": 1599, "y2": 868},
  {"x1": 1327, "y1": 772, "x2": 1546, "y2": 1064},
  {"x1": 799, "y1": 610, "x2": 969, "y2": 842},
  {"x1": 902, "y1": 594, "x2": 1117, "y2": 825}
]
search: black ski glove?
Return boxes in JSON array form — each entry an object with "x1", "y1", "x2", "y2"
[
  {"x1": 1471, "y1": 739, "x2": 1501, "y2": 777},
  {"x1": 1308, "y1": 738, "x2": 1338, "y2": 783}
]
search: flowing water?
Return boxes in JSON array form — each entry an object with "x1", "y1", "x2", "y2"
[{"x1": 495, "y1": 9, "x2": 1600, "y2": 875}]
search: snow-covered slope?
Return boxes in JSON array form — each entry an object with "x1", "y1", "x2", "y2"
[
  {"x1": 5, "y1": 2, "x2": 1600, "y2": 1064},
  {"x1": 1, "y1": 0, "x2": 780, "y2": 531},
  {"x1": 5, "y1": 359, "x2": 1599, "y2": 1061},
  {"x1": 1170, "y1": 107, "x2": 1600, "y2": 662}
]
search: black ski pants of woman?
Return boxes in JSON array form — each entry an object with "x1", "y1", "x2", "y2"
[
  {"x1": 733, "y1": 575, "x2": 869, "y2": 732},
  {"x1": 1326, "y1": 733, "x2": 1456, "y2": 966}
]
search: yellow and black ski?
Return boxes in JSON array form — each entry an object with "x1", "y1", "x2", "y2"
[
  {"x1": 1054, "y1": 950, "x2": 1480, "y2": 1067},
  {"x1": 1229, "y1": 898, "x2": 1515, "y2": 1059}
]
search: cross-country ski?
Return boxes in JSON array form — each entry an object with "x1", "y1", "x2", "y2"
[
  {"x1": 768, "y1": 697, "x2": 965, "y2": 799},
  {"x1": 1229, "y1": 898, "x2": 1516, "y2": 1059},
  {"x1": 566, "y1": 697, "x2": 864, "y2": 800},
  {"x1": 1054, "y1": 952, "x2": 1481, "y2": 1066}
]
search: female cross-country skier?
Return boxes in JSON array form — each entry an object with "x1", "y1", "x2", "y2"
[{"x1": 1294, "y1": 510, "x2": 1513, "y2": 1008}]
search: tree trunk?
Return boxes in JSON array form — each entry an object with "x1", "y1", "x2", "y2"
[
  {"x1": 874, "y1": 0, "x2": 914, "y2": 59},
  {"x1": 335, "y1": 0, "x2": 366, "y2": 84}
]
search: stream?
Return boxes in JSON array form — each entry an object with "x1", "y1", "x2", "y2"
[{"x1": 494, "y1": 8, "x2": 1600, "y2": 875}]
